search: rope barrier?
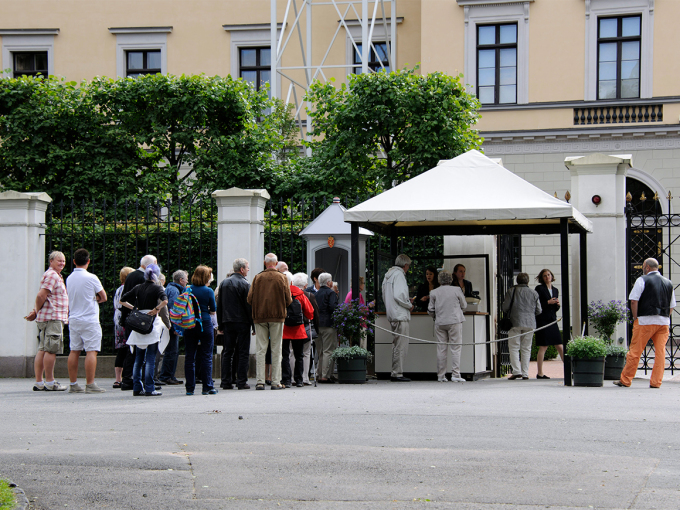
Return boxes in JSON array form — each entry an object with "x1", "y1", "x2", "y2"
[{"x1": 367, "y1": 317, "x2": 562, "y2": 346}]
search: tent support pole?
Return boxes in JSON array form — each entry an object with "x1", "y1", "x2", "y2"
[
  {"x1": 580, "y1": 231, "x2": 588, "y2": 336},
  {"x1": 351, "y1": 222, "x2": 360, "y2": 346},
  {"x1": 561, "y1": 218, "x2": 572, "y2": 386},
  {"x1": 390, "y1": 230, "x2": 398, "y2": 260}
]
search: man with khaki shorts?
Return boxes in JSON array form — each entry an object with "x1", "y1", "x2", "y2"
[
  {"x1": 26, "y1": 251, "x2": 70, "y2": 391},
  {"x1": 66, "y1": 248, "x2": 107, "y2": 393}
]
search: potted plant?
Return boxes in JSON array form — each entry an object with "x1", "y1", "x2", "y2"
[
  {"x1": 331, "y1": 300, "x2": 374, "y2": 384},
  {"x1": 603, "y1": 342, "x2": 628, "y2": 380},
  {"x1": 587, "y1": 300, "x2": 631, "y2": 379},
  {"x1": 566, "y1": 335, "x2": 607, "y2": 387}
]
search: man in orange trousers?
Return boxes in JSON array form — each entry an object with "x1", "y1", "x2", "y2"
[{"x1": 615, "y1": 258, "x2": 675, "y2": 388}]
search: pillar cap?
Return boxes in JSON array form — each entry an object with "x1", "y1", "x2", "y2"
[
  {"x1": 0, "y1": 190, "x2": 52, "y2": 203},
  {"x1": 564, "y1": 153, "x2": 632, "y2": 168},
  {"x1": 211, "y1": 188, "x2": 270, "y2": 200}
]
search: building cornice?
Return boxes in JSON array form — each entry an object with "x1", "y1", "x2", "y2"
[
  {"x1": 108, "y1": 27, "x2": 173, "y2": 34},
  {"x1": 480, "y1": 95, "x2": 680, "y2": 112},
  {"x1": 338, "y1": 17, "x2": 404, "y2": 26},
  {"x1": 223, "y1": 23, "x2": 284, "y2": 31},
  {"x1": 0, "y1": 28, "x2": 59, "y2": 35},
  {"x1": 481, "y1": 124, "x2": 680, "y2": 142},
  {"x1": 456, "y1": 0, "x2": 534, "y2": 5}
]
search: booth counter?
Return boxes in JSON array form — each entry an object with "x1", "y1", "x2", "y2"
[{"x1": 375, "y1": 312, "x2": 490, "y2": 380}]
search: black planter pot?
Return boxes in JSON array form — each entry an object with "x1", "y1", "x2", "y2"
[
  {"x1": 336, "y1": 355, "x2": 367, "y2": 384},
  {"x1": 571, "y1": 356, "x2": 605, "y2": 387},
  {"x1": 604, "y1": 354, "x2": 626, "y2": 380}
]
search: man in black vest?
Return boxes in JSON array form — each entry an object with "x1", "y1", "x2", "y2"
[
  {"x1": 120, "y1": 254, "x2": 157, "y2": 390},
  {"x1": 615, "y1": 258, "x2": 675, "y2": 388}
]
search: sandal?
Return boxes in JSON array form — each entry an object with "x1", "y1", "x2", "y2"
[
  {"x1": 112, "y1": 381, "x2": 122, "y2": 389},
  {"x1": 270, "y1": 384, "x2": 285, "y2": 390},
  {"x1": 256, "y1": 383, "x2": 265, "y2": 391}
]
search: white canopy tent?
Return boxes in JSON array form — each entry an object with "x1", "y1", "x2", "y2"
[{"x1": 343, "y1": 150, "x2": 593, "y2": 384}]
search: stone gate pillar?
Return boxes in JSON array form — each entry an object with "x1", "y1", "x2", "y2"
[
  {"x1": 212, "y1": 188, "x2": 270, "y2": 281},
  {"x1": 0, "y1": 191, "x2": 52, "y2": 377},
  {"x1": 566, "y1": 154, "x2": 631, "y2": 342}
]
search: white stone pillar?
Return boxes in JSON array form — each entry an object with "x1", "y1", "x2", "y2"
[
  {"x1": 0, "y1": 191, "x2": 52, "y2": 377},
  {"x1": 212, "y1": 188, "x2": 270, "y2": 282},
  {"x1": 566, "y1": 154, "x2": 631, "y2": 341}
]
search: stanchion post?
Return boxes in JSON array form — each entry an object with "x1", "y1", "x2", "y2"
[{"x1": 561, "y1": 218, "x2": 572, "y2": 385}]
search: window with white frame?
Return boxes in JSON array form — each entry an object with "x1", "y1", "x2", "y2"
[
  {"x1": 239, "y1": 47, "x2": 271, "y2": 94},
  {"x1": 352, "y1": 42, "x2": 390, "y2": 74},
  {"x1": 459, "y1": 0, "x2": 531, "y2": 105},
  {"x1": 109, "y1": 27, "x2": 171, "y2": 78},
  {"x1": 0, "y1": 29, "x2": 57, "y2": 79},
  {"x1": 584, "y1": 0, "x2": 653, "y2": 100}
]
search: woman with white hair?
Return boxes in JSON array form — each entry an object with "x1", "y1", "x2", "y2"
[
  {"x1": 427, "y1": 271, "x2": 467, "y2": 383},
  {"x1": 281, "y1": 272, "x2": 315, "y2": 387},
  {"x1": 120, "y1": 263, "x2": 169, "y2": 396},
  {"x1": 316, "y1": 272, "x2": 339, "y2": 383}
]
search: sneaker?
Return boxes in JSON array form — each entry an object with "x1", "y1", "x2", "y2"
[
  {"x1": 202, "y1": 389, "x2": 218, "y2": 395},
  {"x1": 44, "y1": 381, "x2": 67, "y2": 391},
  {"x1": 450, "y1": 377, "x2": 466, "y2": 383},
  {"x1": 33, "y1": 383, "x2": 45, "y2": 391},
  {"x1": 85, "y1": 383, "x2": 106, "y2": 393},
  {"x1": 69, "y1": 383, "x2": 85, "y2": 393},
  {"x1": 437, "y1": 378, "x2": 449, "y2": 383}
]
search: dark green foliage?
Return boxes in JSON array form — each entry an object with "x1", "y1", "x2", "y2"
[
  {"x1": 566, "y1": 335, "x2": 607, "y2": 359},
  {"x1": 294, "y1": 67, "x2": 483, "y2": 199}
]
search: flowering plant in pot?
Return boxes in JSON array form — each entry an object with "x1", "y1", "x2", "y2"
[
  {"x1": 566, "y1": 335, "x2": 607, "y2": 387},
  {"x1": 331, "y1": 300, "x2": 374, "y2": 384},
  {"x1": 587, "y1": 300, "x2": 631, "y2": 341}
]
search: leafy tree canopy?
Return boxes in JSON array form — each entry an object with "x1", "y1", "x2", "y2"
[
  {"x1": 291, "y1": 67, "x2": 483, "y2": 199},
  {"x1": 0, "y1": 74, "x2": 299, "y2": 202}
]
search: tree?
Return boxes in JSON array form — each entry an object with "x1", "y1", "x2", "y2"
[
  {"x1": 89, "y1": 74, "x2": 299, "y2": 201},
  {"x1": 0, "y1": 76, "x2": 153, "y2": 201},
  {"x1": 293, "y1": 67, "x2": 483, "y2": 199}
]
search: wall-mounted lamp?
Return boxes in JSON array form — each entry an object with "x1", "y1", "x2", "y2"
[{"x1": 592, "y1": 195, "x2": 602, "y2": 206}]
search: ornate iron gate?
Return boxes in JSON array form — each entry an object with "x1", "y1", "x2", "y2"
[
  {"x1": 496, "y1": 234, "x2": 516, "y2": 376},
  {"x1": 626, "y1": 191, "x2": 680, "y2": 374}
]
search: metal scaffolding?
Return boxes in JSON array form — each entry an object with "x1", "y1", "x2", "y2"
[{"x1": 270, "y1": 0, "x2": 397, "y2": 140}]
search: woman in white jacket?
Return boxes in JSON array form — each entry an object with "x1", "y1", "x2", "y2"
[{"x1": 428, "y1": 270, "x2": 467, "y2": 383}]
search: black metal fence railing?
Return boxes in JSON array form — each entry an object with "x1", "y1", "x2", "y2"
[
  {"x1": 626, "y1": 192, "x2": 680, "y2": 374},
  {"x1": 45, "y1": 198, "x2": 217, "y2": 355}
]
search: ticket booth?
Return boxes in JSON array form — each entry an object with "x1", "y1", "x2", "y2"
[{"x1": 299, "y1": 198, "x2": 372, "y2": 297}]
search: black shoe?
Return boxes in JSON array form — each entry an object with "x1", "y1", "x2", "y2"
[
  {"x1": 508, "y1": 374, "x2": 522, "y2": 380},
  {"x1": 521, "y1": 376, "x2": 529, "y2": 380},
  {"x1": 220, "y1": 383, "x2": 234, "y2": 390},
  {"x1": 295, "y1": 382, "x2": 304, "y2": 388},
  {"x1": 390, "y1": 376, "x2": 411, "y2": 382},
  {"x1": 238, "y1": 384, "x2": 250, "y2": 390},
  {"x1": 162, "y1": 379, "x2": 181, "y2": 385},
  {"x1": 146, "y1": 390, "x2": 162, "y2": 396},
  {"x1": 613, "y1": 380, "x2": 629, "y2": 387},
  {"x1": 120, "y1": 384, "x2": 134, "y2": 391},
  {"x1": 537, "y1": 375, "x2": 550, "y2": 379},
  {"x1": 133, "y1": 390, "x2": 146, "y2": 396},
  {"x1": 154, "y1": 379, "x2": 165, "y2": 386},
  {"x1": 172, "y1": 379, "x2": 183, "y2": 385},
  {"x1": 265, "y1": 380, "x2": 272, "y2": 386}
]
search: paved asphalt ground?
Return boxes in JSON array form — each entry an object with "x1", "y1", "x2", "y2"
[{"x1": 2, "y1": 373, "x2": 679, "y2": 510}]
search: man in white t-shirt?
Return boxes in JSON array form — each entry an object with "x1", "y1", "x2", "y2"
[{"x1": 66, "y1": 248, "x2": 107, "y2": 393}]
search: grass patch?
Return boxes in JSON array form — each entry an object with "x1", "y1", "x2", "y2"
[{"x1": 0, "y1": 479, "x2": 15, "y2": 509}]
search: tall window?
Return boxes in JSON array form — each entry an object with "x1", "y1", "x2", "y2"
[
  {"x1": 126, "y1": 50, "x2": 161, "y2": 78},
  {"x1": 353, "y1": 42, "x2": 390, "y2": 74},
  {"x1": 476, "y1": 24, "x2": 517, "y2": 105},
  {"x1": 13, "y1": 52, "x2": 48, "y2": 78},
  {"x1": 597, "y1": 15, "x2": 641, "y2": 99},
  {"x1": 240, "y1": 47, "x2": 271, "y2": 94}
]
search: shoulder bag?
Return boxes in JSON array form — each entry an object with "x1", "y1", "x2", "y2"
[
  {"x1": 125, "y1": 307, "x2": 155, "y2": 335},
  {"x1": 499, "y1": 288, "x2": 516, "y2": 332}
]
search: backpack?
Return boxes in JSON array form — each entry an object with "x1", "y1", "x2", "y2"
[
  {"x1": 168, "y1": 286, "x2": 203, "y2": 335},
  {"x1": 285, "y1": 296, "x2": 304, "y2": 327}
]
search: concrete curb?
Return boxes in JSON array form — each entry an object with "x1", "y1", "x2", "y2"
[{"x1": 7, "y1": 481, "x2": 28, "y2": 510}]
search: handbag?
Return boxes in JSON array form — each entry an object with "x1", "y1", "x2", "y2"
[
  {"x1": 499, "y1": 288, "x2": 516, "y2": 332},
  {"x1": 125, "y1": 307, "x2": 155, "y2": 335}
]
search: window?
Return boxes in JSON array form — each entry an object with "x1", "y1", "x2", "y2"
[
  {"x1": 476, "y1": 23, "x2": 517, "y2": 105},
  {"x1": 597, "y1": 15, "x2": 641, "y2": 99},
  {"x1": 126, "y1": 50, "x2": 161, "y2": 78},
  {"x1": 12, "y1": 52, "x2": 48, "y2": 78},
  {"x1": 239, "y1": 47, "x2": 271, "y2": 94},
  {"x1": 353, "y1": 42, "x2": 390, "y2": 74}
]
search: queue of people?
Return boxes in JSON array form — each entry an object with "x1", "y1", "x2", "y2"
[{"x1": 27, "y1": 247, "x2": 579, "y2": 392}]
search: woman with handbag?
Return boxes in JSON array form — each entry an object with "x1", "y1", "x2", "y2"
[
  {"x1": 120, "y1": 264, "x2": 168, "y2": 396},
  {"x1": 501, "y1": 273, "x2": 541, "y2": 380},
  {"x1": 534, "y1": 269, "x2": 563, "y2": 379}
]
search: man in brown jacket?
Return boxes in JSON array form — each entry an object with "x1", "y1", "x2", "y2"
[{"x1": 247, "y1": 253, "x2": 292, "y2": 390}]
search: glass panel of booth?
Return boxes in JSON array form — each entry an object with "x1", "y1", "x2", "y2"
[{"x1": 375, "y1": 254, "x2": 491, "y2": 315}]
